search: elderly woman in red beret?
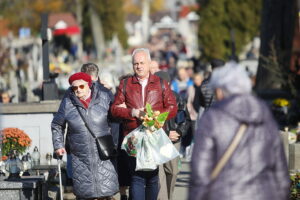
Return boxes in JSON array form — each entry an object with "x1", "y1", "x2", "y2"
[{"x1": 52, "y1": 72, "x2": 118, "y2": 200}]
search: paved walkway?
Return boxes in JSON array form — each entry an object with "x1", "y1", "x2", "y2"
[
  {"x1": 173, "y1": 160, "x2": 190, "y2": 200},
  {"x1": 64, "y1": 160, "x2": 191, "y2": 200}
]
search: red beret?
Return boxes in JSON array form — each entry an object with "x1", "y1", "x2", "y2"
[{"x1": 69, "y1": 72, "x2": 92, "y2": 87}]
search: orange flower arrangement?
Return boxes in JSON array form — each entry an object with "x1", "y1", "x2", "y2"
[
  {"x1": 2, "y1": 155, "x2": 8, "y2": 161},
  {"x1": 1, "y1": 128, "x2": 32, "y2": 156}
]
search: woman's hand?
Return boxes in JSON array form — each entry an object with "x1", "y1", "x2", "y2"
[{"x1": 55, "y1": 148, "x2": 66, "y2": 156}]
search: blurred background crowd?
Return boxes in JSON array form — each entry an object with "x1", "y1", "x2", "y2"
[{"x1": 0, "y1": 0, "x2": 299, "y2": 129}]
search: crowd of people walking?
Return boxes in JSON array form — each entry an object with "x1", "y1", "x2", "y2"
[{"x1": 51, "y1": 32, "x2": 290, "y2": 200}]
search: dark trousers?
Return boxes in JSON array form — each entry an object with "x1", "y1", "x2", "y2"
[
  {"x1": 129, "y1": 169, "x2": 159, "y2": 200},
  {"x1": 127, "y1": 155, "x2": 159, "y2": 200}
]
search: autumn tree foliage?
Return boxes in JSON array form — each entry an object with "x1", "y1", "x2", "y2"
[
  {"x1": 197, "y1": 0, "x2": 262, "y2": 60},
  {"x1": 0, "y1": 0, "x2": 66, "y2": 35},
  {"x1": 0, "y1": 0, "x2": 128, "y2": 47}
]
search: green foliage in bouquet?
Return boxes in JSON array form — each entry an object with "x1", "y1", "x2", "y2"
[
  {"x1": 142, "y1": 103, "x2": 169, "y2": 131},
  {"x1": 146, "y1": 103, "x2": 154, "y2": 117},
  {"x1": 157, "y1": 112, "x2": 169, "y2": 124}
]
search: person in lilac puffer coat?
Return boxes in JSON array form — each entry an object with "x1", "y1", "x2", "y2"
[{"x1": 189, "y1": 62, "x2": 290, "y2": 200}]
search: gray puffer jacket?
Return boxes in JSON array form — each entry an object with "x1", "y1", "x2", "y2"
[
  {"x1": 52, "y1": 86, "x2": 119, "y2": 199},
  {"x1": 189, "y1": 94, "x2": 290, "y2": 200}
]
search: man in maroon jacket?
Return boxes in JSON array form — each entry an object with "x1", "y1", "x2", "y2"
[{"x1": 111, "y1": 48, "x2": 177, "y2": 200}]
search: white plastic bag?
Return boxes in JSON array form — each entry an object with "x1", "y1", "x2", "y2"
[
  {"x1": 121, "y1": 126, "x2": 144, "y2": 157},
  {"x1": 147, "y1": 128, "x2": 180, "y2": 165},
  {"x1": 122, "y1": 126, "x2": 180, "y2": 171},
  {"x1": 135, "y1": 134, "x2": 157, "y2": 171}
]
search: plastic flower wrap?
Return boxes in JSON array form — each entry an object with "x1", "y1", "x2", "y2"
[
  {"x1": 1, "y1": 128, "x2": 32, "y2": 156},
  {"x1": 122, "y1": 103, "x2": 170, "y2": 158},
  {"x1": 141, "y1": 103, "x2": 169, "y2": 132},
  {"x1": 124, "y1": 135, "x2": 138, "y2": 157}
]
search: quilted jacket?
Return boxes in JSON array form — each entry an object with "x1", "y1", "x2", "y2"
[
  {"x1": 189, "y1": 94, "x2": 290, "y2": 200},
  {"x1": 52, "y1": 86, "x2": 119, "y2": 199},
  {"x1": 111, "y1": 74, "x2": 178, "y2": 136},
  {"x1": 199, "y1": 77, "x2": 216, "y2": 109}
]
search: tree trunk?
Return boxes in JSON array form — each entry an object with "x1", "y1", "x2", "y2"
[
  {"x1": 255, "y1": 0, "x2": 297, "y2": 90},
  {"x1": 88, "y1": 3, "x2": 105, "y2": 61},
  {"x1": 141, "y1": 0, "x2": 150, "y2": 44},
  {"x1": 76, "y1": 0, "x2": 84, "y2": 60}
]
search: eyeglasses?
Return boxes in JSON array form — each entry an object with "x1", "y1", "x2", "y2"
[{"x1": 72, "y1": 84, "x2": 86, "y2": 91}]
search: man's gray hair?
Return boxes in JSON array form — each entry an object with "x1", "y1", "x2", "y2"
[
  {"x1": 132, "y1": 48, "x2": 151, "y2": 62},
  {"x1": 81, "y1": 63, "x2": 99, "y2": 78},
  {"x1": 209, "y1": 62, "x2": 252, "y2": 97}
]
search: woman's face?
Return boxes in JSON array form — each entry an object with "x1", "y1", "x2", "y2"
[
  {"x1": 71, "y1": 79, "x2": 90, "y2": 100},
  {"x1": 193, "y1": 74, "x2": 203, "y2": 86},
  {"x1": 1, "y1": 92, "x2": 10, "y2": 103},
  {"x1": 178, "y1": 68, "x2": 188, "y2": 81}
]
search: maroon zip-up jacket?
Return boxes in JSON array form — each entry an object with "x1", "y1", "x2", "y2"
[{"x1": 111, "y1": 74, "x2": 177, "y2": 136}]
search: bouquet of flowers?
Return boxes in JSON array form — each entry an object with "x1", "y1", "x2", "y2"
[
  {"x1": 141, "y1": 103, "x2": 169, "y2": 132},
  {"x1": 122, "y1": 103, "x2": 179, "y2": 171},
  {"x1": 122, "y1": 103, "x2": 169, "y2": 156},
  {"x1": 1, "y1": 128, "x2": 32, "y2": 158}
]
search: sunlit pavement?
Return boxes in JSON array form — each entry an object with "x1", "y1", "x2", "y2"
[
  {"x1": 174, "y1": 160, "x2": 190, "y2": 200},
  {"x1": 63, "y1": 160, "x2": 190, "y2": 199}
]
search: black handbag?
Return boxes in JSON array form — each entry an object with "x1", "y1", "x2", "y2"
[
  {"x1": 95, "y1": 135, "x2": 118, "y2": 160},
  {"x1": 75, "y1": 106, "x2": 117, "y2": 160}
]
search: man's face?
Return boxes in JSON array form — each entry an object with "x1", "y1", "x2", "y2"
[
  {"x1": 71, "y1": 79, "x2": 90, "y2": 100},
  {"x1": 91, "y1": 75, "x2": 98, "y2": 82},
  {"x1": 150, "y1": 60, "x2": 159, "y2": 74},
  {"x1": 133, "y1": 51, "x2": 150, "y2": 79}
]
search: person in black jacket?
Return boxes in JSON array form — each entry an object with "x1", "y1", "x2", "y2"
[
  {"x1": 154, "y1": 71, "x2": 191, "y2": 200},
  {"x1": 81, "y1": 63, "x2": 114, "y2": 100},
  {"x1": 198, "y1": 59, "x2": 225, "y2": 110},
  {"x1": 80, "y1": 63, "x2": 119, "y2": 144}
]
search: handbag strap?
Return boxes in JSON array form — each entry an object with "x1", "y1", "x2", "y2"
[
  {"x1": 210, "y1": 123, "x2": 248, "y2": 181},
  {"x1": 75, "y1": 106, "x2": 97, "y2": 139}
]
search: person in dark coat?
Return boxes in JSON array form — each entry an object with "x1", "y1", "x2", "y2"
[
  {"x1": 189, "y1": 62, "x2": 290, "y2": 200},
  {"x1": 155, "y1": 71, "x2": 191, "y2": 200},
  {"x1": 64, "y1": 63, "x2": 120, "y2": 186},
  {"x1": 198, "y1": 59, "x2": 225, "y2": 110},
  {"x1": 81, "y1": 63, "x2": 114, "y2": 99},
  {"x1": 80, "y1": 63, "x2": 119, "y2": 146},
  {"x1": 52, "y1": 72, "x2": 119, "y2": 199}
]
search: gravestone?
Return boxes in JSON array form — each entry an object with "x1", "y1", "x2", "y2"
[
  {"x1": 289, "y1": 143, "x2": 300, "y2": 170},
  {"x1": 0, "y1": 176, "x2": 44, "y2": 200},
  {"x1": 280, "y1": 130, "x2": 289, "y2": 164}
]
